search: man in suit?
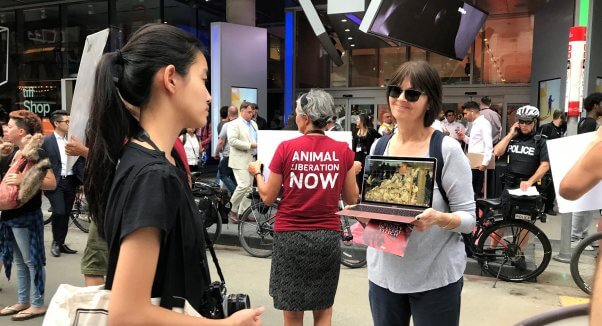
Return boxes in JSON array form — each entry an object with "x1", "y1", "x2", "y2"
[
  {"x1": 42, "y1": 110, "x2": 85, "y2": 257},
  {"x1": 227, "y1": 101, "x2": 258, "y2": 222},
  {"x1": 251, "y1": 103, "x2": 268, "y2": 130}
]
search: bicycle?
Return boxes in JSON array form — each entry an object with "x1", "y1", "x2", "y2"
[
  {"x1": 43, "y1": 186, "x2": 91, "y2": 233},
  {"x1": 467, "y1": 192, "x2": 552, "y2": 284},
  {"x1": 191, "y1": 172, "x2": 230, "y2": 244},
  {"x1": 238, "y1": 190, "x2": 368, "y2": 268},
  {"x1": 570, "y1": 231, "x2": 601, "y2": 295}
]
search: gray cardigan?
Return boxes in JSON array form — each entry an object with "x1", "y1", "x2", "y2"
[{"x1": 367, "y1": 136, "x2": 476, "y2": 293}]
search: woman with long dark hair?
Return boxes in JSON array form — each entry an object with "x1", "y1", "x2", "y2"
[
  {"x1": 352, "y1": 113, "x2": 381, "y2": 186},
  {"x1": 85, "y1": 23, "x2": 263, "y2": 325}
]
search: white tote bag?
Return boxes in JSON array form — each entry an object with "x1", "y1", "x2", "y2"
[{"x1": 42, "y1": 284, "x2": 202, "y2": 326}]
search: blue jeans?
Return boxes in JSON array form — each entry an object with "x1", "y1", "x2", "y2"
[
  {"x1": 12, "y1": 227, "x2": 45, "y2": 307},
  {"x1": 369, "y1": 278, "x2": 463, "y2": 326}
]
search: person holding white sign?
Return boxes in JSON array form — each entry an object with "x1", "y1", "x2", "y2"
[
  {"x1": 248, "y1": 89, "x2": 360, "y2": 326},
  {"x1": 559, "y1": 126, "x2": 602, "y2": 325},
  {"x1": 569, "y1": 92, "x2": 602, "y2": 250}
]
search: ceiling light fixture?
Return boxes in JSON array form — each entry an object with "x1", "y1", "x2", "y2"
[
  {"x1": 350, "y1": 44, "x2": 355, "y2": 47},
  {"x1": 341, "y1": 19, "x2": 347, "y2": 22},
  {"x1": 347, "y1": 37, "x2": 352, "y2": 40},
  {"x1": 344, "y1": 28, "x2": 350, "y2": 32}
]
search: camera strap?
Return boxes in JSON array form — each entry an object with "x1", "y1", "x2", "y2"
[{"x1": 203, "y1": 228, "x2": 226, "y2": 284}]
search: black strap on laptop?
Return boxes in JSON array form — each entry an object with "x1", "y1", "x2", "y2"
[{"x1": 373, "y1": 130, "x2": 473, "y2": 257}]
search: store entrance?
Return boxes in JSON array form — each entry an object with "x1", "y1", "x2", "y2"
[{"x1": 333, "y1": 97, "x2": 378, "y2": 132}]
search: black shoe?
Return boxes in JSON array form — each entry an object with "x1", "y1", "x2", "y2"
[
  {"x1": 545, "y1": 209, "x2": 558, "y2": 216},
  {"x1": 50, "y1": 241, "x2": 60, "y2": 257},
  {"x1": 59, "y1": 244, "x2": 78, "y2": 254}
]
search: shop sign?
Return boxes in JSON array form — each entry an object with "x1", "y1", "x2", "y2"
[{"x1": 17, "y1": 80, "x2": 60, "y2": 117}]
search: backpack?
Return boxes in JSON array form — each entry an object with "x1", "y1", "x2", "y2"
[{"x1": 373, "y1": 130, "x2": 474, "y2": 257}]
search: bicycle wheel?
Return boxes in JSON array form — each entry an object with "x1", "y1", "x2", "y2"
[
  {"x1": 71, "y1": 195, "x2": 91, "y2": 233},
  {"x1": 477, "y1": 219, "x2": 552, "y2": 282},
  {"x1": 205, "y1": 209, "x2": 222, "y2": 244},
  {"x1": 340, "y1": 216, "x2": 367, "y2": 269},
  {"x1": 71, "y1": 210, "x2": 91, "y2": 233},
  {"x1": 570, "y1": 232, "x2": 602, "y2": 295},
  {"x1": 238, "y1": 201, "x2": 277, "y2": 258}
]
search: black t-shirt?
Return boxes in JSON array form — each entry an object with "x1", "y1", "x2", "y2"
[
  {"x1": 104, "y1": 142, "x2": 211, "y2": 312},
  {"x1": 1, "y1": 148, "x2": 48, "y2": 220},
  {"x1": 540, "y1": 122, "x2": 563, "y2": 140},
  {"x1": 578, "y1": 117, "x2": 598, "y2": 134}
]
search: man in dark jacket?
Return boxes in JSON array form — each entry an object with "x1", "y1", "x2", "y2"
[{"x1": 42, "y1": 110, "x2": 85, "y2": 257}]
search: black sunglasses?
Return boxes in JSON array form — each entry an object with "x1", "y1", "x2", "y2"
[
  {"x1": 386, "y1": 85, "x2": 425, "y2": 102},
  {"x1": 518, "y1": 119, "x2": 534, "y2": 125}
]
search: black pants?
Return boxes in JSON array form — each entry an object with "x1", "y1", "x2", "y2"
[
  {"x1": 45, "y1": 176, "x2": 78, "y2": 245},
  {"x1": 369, "y1": 278, "x2": 463, "y2": 326},
  {"x1": 472, "y1": 169, "x2": 484, "y2": 199}
]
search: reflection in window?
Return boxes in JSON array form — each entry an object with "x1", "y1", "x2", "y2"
[
  {"x1": 0, "y1": 11, "x2": 16, "y2": 112},
  {"x1": 115, "y1": 0, "x2": 161, "y2": 47},
  {"x1": 478, "y1": 16, "x2": 533, "y2": 84},
  {"x1": 20, "y1": 6, "x2": 61, "y2": 80},
  {"x1": 429, "y1": 52, "x2": 470, "y2": 85},
  {"x1": 379, "y1": 47, "x2": 406, "y2": 86},
  {"x1": 64, "y1": 2, "x2": 108, "y2": 77},
  {"x1": 350, "y1": 48, "x2": 377, "y2": 87}
]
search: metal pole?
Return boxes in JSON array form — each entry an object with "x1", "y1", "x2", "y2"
[{"x1": 553, "y1": 0, "x2": 592, "y2": 264}]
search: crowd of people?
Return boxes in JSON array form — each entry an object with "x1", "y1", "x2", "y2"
[{"x1": 0, "y1": 22, "x2": 601, "y2": 326}]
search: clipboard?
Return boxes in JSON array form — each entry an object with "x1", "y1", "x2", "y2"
[{"x1": 467, "y1": 152, "x2": 495, "y2": 170}]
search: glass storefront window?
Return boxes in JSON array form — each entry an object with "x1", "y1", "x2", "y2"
[
  {"x1": 115, "y1": 0, "x2": 161, "y2": 46},
  {"x1": 479, "y1": 16, "x2": 533, "y2": 84},
  {"x1": 63, "y1": 2, "x2": 108, "y2": 78},
  {"x1": 268, "y1": 34, "x2": 283, "y2": 89},
  {"x1": 295, "y1": 13, "x2": 329, "y2": 88},
  {"x1": 429, "y1": 52, "x2": 470, "y2": 85},
  {"x1": 0, "y1": 11, "x2": 16, "y2": 113},
  {"x1": 410, "y1": 47, "x2": 426, "y2": 61},
  {"x1": 349, "y1": 48, "x2": 377, "y2": 87},
  {"x1": 20, "y1": 6, "x2": 61, "y2": 81},
  {"x1": 379, "y1": 47, "x2": 406, "y2": 86}
]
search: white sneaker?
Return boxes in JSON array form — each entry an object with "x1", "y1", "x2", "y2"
[{"x1": 571, "y1": 241, "x2": 596, "y2": 251}]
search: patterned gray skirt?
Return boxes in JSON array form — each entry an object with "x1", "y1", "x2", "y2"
[{"x1": 269, "y1": 229, "x2": 341, "y2": 311}]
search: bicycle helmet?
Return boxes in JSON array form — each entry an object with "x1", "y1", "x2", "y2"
[{"x1": 516, "y1": 105, "x2": 540, "y2": 120}]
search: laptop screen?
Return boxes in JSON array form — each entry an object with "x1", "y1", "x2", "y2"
[{"x1": 362, "y1": 156, "x2": 436, "y2": 209}]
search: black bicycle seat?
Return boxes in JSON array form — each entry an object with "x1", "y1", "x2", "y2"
[{"x1": 476, "y1": 198, "x2": 502, "y2": 209}]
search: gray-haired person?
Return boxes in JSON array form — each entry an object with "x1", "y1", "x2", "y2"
[{"x1": 248, "y1": 89, "x2": 361, "y2": 326}]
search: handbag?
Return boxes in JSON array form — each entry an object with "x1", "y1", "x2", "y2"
[
  {"x1": 0, "y1": 156, "x2": 31, "y2": 210},
  {"x1": 42, "y1": 284, "x2": 201, "y2": 325}
]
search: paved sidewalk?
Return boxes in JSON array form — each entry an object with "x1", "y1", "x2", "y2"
[{"x1": 0, "y1": 220, "x2": 590, "y2": 326}]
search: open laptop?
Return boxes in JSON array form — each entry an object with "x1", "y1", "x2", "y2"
[{"x1": 337, "y1": 156, "x2": 437, "y2": 224}]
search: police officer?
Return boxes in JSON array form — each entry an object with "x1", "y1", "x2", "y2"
[{"x1": 493, "y1": 105, "x2": 550, "y2": 192}]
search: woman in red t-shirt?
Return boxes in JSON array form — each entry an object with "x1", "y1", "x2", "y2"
[{"x1": 249, "y1": 89, "x2": 360, "y2": 326}]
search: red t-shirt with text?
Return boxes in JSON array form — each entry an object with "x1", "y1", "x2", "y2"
[{"x1": 269, "y1": 135, "x2": 354, "y2": 232}]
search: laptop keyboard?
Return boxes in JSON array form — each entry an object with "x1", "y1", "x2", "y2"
[{"x1": 348, "y1": 205, "x2": 421, "y2": 217}]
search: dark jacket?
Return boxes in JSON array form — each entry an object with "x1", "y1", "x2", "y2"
[{"x1": 41, "y1": 134, "x2": 85, "y2": 186}]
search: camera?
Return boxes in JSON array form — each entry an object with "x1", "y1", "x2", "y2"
[{"x1": 205, "y1": 281, "x2": 250, "y2": 319}]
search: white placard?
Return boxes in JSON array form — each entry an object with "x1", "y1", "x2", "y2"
[
  {"x1": 66, "y1": 28, "x2": 110, "y2": 171},
  {"x1": 257, "y1": 130, "x2": 353, "y2": 179},
  {"x1": 547, "y1": 132, "x2": 602, "y2": 213}
]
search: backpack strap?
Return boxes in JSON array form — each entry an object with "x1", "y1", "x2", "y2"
[
  {"x1": 373, "y1": 132, "x2": 395, "y2": 156},
  {"x1": 429, "y1": 130, "x2": 448, "y2": 204}
]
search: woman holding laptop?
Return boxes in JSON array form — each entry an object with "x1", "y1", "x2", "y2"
[{"x1": 367, "y1": 61, "x2": 476, "y2": 326}]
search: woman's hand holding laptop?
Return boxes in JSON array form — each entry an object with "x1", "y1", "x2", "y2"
[{"x1": 413, "y1": 208, "x2": 455, "y2": 232}]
